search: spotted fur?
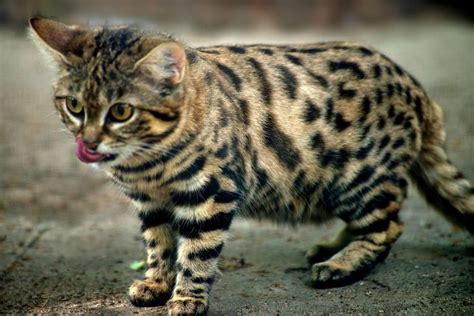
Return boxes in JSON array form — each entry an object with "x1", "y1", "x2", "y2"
[{"x1": 31, "y1": 18, "x2": 474, "y2": 315}]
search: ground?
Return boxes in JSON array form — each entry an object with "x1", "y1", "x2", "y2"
[{"x1": 0, "y1": 19, "x2": 473, "y2": 314}]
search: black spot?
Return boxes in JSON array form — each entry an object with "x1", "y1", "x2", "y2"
[
  {"x1": 393, "y1": 112, "x2": 406, "y2": 125},
  {"x1": 388, "y1": 105, "x2": 395, "y2": 118},
  {"x1": 260, "y1": 48, "x2": 274, "y2": 56},
  {"x1": 355, "y1": 139, "x2": 375, "y2": 160},
  {"x1": 405, "y1": 89, "x2": 413, "y2": 104},
  {"x1": 328, "y1": 60, "x2": 366, "y2": 79},
  {"x1": 285, "y1": 54, "x2": 302, "y2": 65},
  {"x1": 262, "y1": 113, "x2": 301, "y2": 170},
  {"x1": 386, "y1": 83, "x2": 394, "y2": 97},
  {"x1": 216, "y1": 63, "x2": 242, "y2": 91},
  {"x1": 395, "y1": 83, "x2": 403, "y2": 95},
  {"x1": 381, "y1": 152, "x2": 391, "y2": 164},
  {"x1": 414, "y1": 96, "x2": 423, "y2": 122},
  {"x1": 372, "y1": 64, "x2": 382, "y2": 78},
  {"x1": 303, "y1": 100, "x2": 320, "y2": 123},
  {"x1": 228, "y1": 46, "x2": 246, "y2": 54},
  {"x1": 325, "y1": 98, "x2": 334, "y2": 122},
  {"x1": 358, "y1": 47, "x2": 374, "y2": 56},
  {"x1": 310, "y1": 133, "x2": 325, "y2": 150},
  {"x1": 215, "y1": 144, "x2": 229, "y2": 159},
  {"x1": 375, "y1": 88, "x2": 384, "y2": 105},
  {"x1": 170, "y1": 177, "x2": 220, "y2": 206},
  {"x1": 188, "y1": 243, "x2": 224, "y2": 261},
  {"x1": 403, "y1": 118, "x2": 412, "y2": 130},
  {"x1": 377, "y1": 117, "x2": 386, "y2": 130},
  {"x1": 338, "y1": 82, "x2": 357, "y2": 99},
  {"x1": 359, "y1": 96, "x2": 371, "y2": 122},
  {"x1": 186, "y1": 50, "x2": 198, "y2": 64},
  {"x1": 175, "y1": 211, "x2": 234, "y2": 239},
  {"x1": 379, "y1": 135, "x2": 391, "y2": 151},
  {"x1": 276, "y1": 65, "x2": 298, "y2": 99},
  {"x1": 394, "y1": 64, "x2": 404, "y2": 76},
  {"x1": 335, "y1": 113, "x2": 351, "y2": 132},
  {"x1": 183, "y1": 269, "x2": 193, "y2": 278},
  {"x1": 385, "y1": 66, "x2": 393, "y2": 76},
  {"x1": 392, "y1": 137, "x2": 405, "y2": 149},
  {"x1": 247, "y1": 58, "x2": 272, "y2": 105}
]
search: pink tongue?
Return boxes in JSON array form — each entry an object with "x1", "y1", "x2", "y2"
[{"x1": 75, "y1": 137, "x2": 106, "y2": 163}]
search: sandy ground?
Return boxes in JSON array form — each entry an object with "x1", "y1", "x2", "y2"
[{"x1": 0, "y1": 19, "x2": 473, "y2": 315}]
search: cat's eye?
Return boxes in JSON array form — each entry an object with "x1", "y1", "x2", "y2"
[
  {"x1": 65, "y1": 96, "x2": 83, "y2": 115},
  {"x1": 108, "y1": 103, "x2": 134, "y2": 122}
]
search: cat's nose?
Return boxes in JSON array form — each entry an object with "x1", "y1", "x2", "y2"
[{"x1": 82, "y1": 138, "x2": 99, "y2": 151}]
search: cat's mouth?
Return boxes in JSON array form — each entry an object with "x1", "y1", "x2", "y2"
[{"x1": 75, "y1": 137, "x2": 117, "y2": 164}]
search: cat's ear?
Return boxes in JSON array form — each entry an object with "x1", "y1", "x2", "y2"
[
  {"x1": 29, "y1": 18, "x2": 86, "y2": 65},
  {"x1": 134, "y1": 42, "x2": 186, "y2": 85}
]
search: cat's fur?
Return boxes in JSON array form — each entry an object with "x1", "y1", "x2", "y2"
[{"x1": 30, "y1": 18, "x2": 474, "y2": 315}]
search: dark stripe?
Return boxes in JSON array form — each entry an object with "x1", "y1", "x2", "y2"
[
  {"x1": 349, "y1": 166, "x2": 375, "y2": 188},
  {"x1": 262, "y1": 113, "x2": 301, "y2": 170},
  {"x1": 139, "y1": 208, "x2": 173, "y2": 231},
  {"x1": 285, "y1": 54, "x2": 302, "y2": 65},
  {"x1": 124, "y1": 191, "x2": 152, "y2": 202},
  {"x1": 167, "y1": 156, "x2": 207, "y2": 183},
  {"x1": 171, "y1": 177, "x2": 220, "y2": 206},
  {"x1": 260, "y1": 48, "x2": 274, "y2": 56},
  {"x1": 287, "y1": 47, "x2": 327, "y2": 54},
  {"x1": 306, "y1": 70, "x2": 329, "y2": 88},
  {"x1": 372, "y1": 64, "x2": 382, "y2": 78},
  {"x1": 114, "y1": 135, "x2": 196, "y2": 173},
  {"x1": 325, "y1": 98, "x2": 334, "y2": 122},
  {"x1": 359, "y1": 96, "x2": 371, "y2": 122},
  {"x1": 190, "y1": 288, "x2": 205, "y2": 295},
  {"x1": 386, "y1": 83, "x2": 394, "y2": 97},
  {"x1": 328, "y1": 60, "x2": 365, "y2": 79},
  {"x1": 414, "y1": 96, "x2": 423, "y2": 122},
  {"x1": 378, "y1": 135, "x2": 391, "y2": 151},
  {"x1": 191, "y1": 276, "x2": 214, "y2": 284},
  {"x1": 216, "y1": 63, "x2": 242, "y2": 91},
  {"x1": 375, "y1": 88, "x2": 384, "y2": 105},
  {"x1": 188, "y1": 243, "x2": 224, "y2": 261},
  {"x1": 247, "y1": 58, "x2": 272, "y2": 105},
  {"x1": 238, "y1": 99, "x2": 250, "y2": 125},
  {"x1": 214, "y1": 190, "x2": 241, "y2": 203},
  {"x1": 148, "y1": 110, "x2": 179, "y2": 121},
  {"x1": 276, "y1": 65, "x2": 298, "y2": 99},
  {"x1": 175, "y1": 210, "x2": 234, "y2": 239}
]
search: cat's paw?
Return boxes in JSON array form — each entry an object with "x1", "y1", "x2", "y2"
[
  {"x1": 167, "y1": 298, "x2": 208, "y2": 316},
  {"x1": 311, "y1": 261, "x2": 356, "y2": 288},
  {"x1": 128, "y1": 279, "x2": 172, "y2": 307},
  {"x1": 306, "y1": 244, "x2": 336, "y2": 265}
]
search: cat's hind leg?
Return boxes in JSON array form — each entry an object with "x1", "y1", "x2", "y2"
[{"x1": 310, "y1": 176, "x2": 406, "y2": 288}]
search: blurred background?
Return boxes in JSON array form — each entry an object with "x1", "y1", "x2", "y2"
[{"x1": 0, "y1": 1, "x2": 473, "y2": 314}]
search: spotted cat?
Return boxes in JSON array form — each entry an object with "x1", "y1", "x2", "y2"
[{"x1": 30, "y1": 18, "x2": 473, "y2": 315}]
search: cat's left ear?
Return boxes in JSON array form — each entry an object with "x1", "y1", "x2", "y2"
[
  {"x1": 29, "y1": 18, "x2": 86, "y2": 65},
  {"x1": 134, "y1": 42, "x2": 186, "y2": 85}
]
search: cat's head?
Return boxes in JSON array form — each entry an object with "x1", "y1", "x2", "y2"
[{"x1": 29, "y1": 18, "x2": 192, "y2": 168}]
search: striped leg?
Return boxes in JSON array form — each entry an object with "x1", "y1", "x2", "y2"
[
  {"x1": 129, "y1": 209, "x2": 177, "y2": 307},
  {"x1": 311, "y1": 183, "x2": 404, "y2": 288},
  {"x1": 166, "y1": 191, "x2": 237, "y2": 314}
]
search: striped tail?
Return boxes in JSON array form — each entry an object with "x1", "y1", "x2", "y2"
[{"x1": 410, "y1": 101, "x2": 474, "y2": 233}]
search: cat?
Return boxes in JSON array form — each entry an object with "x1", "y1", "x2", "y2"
[{"x1": 30, "y1": 18, "x2": 473, "y2": 315}]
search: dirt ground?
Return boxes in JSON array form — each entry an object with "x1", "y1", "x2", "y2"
[{"x1": 0, "y1": 19, "x2": 473, "y2": 315}]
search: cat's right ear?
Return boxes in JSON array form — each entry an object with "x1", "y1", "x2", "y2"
[{"x1": 29, "y1": 18, "x2": 86, "y2": 66}]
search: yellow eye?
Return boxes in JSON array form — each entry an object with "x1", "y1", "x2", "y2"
[
  {"x1": 65, "y1": 96, "x2": 83, "y2": 115},
  {"x1": 109, "y1": 103, "x2": 134, "y2": 122}
]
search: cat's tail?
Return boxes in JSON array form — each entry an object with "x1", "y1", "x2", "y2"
[{"x1": 410, "y1": 100, "x2": 474, "y2": 233}]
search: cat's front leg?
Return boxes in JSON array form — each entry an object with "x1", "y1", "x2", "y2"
[
  {"x1": 166, "y1": 180, "x2": 238, "y2": 316},
  {"x1": 129, "y1": 208, "x2": 177, "y2": 307}
]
